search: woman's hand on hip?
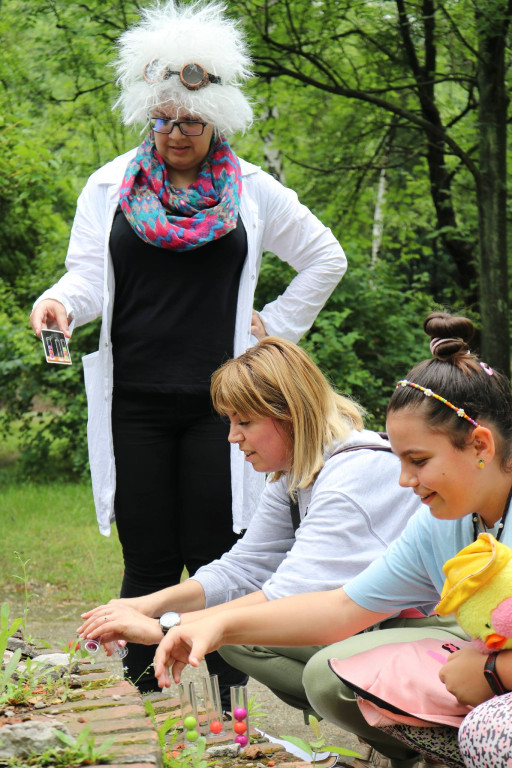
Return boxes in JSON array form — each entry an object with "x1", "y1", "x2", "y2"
[
  {"x1": 251, "y1": 310, "x2": 267, "y2": 340},
  {"x1": 30, "y1": 299, "x2": 71, "y2": 338},
  {"x1": 77, "y1": 602, "x2": 163, "y2": 646}
]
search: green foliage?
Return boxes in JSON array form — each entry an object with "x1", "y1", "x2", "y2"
[
  {"x1": 11, "y1": 552, "x2": 34, "y2": 641},
  {"x1": 52, "y1": 725, "x2": 115, "y2": 765},
  {"x1": 1, "y1": 602, "x2": 85, "y2": 711},
  {"x1": 176, "y1": 736, "x2": 214, "y2": 768},
  {"x1": 8, "y1": 727, "x2": 117, "y2": 768},
  {"x1": 255, "y1": 253, "x2": 434, "y2": 426},
  {"x1": 0, "y1": 1, "x2": 137, "y2": 480},
  {"x1": 0, "y1": 120, "x2": 98, "y2": 481},
  {"x1": 247, "y1": 694, "x2": 269, "y2": 733},
  {"x1": 6, "y1": 745, "x2": 111, "y2": 768},
  {"x1": 0, "y1": 603, "x2": 23, "y2": 707},
  {"x1": 0, "y1": 274, "x2": 100, "y2": 481},
  {"x1": 282, "y1": 714, "x2": 361, "y2": 762},
  {"x1": 304, "y1": 263, "x2": 434, "y2": 427},
  {"x1": 234, "y1": 0, "x2": 512, "y2": 368},
  {"x1": 144, "y1": 698, "x2": 182, "y2": 751},
  {"x1": 0, "y1": 603, "x2": 57, "y2": 710}
]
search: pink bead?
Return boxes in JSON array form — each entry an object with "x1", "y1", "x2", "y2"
[
  {"x1": 233, "y1": 707, "x2": 247, "y2": 720},
  {"x1": 235, "y1": 734, "x2": 248, "y2": 747}
]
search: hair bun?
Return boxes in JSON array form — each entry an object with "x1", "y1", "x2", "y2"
[{"x1": 424, "y1": 312, "x2": 474, "y2": 361}]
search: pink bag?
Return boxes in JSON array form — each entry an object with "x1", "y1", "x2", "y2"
[{"x1": 329, "y1": 637, "x2": 474, "y2": 728}]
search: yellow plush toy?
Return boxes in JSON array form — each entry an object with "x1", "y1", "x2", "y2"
[{"x1": 436, "y1": 532, "x2": 512, "y2": 653}]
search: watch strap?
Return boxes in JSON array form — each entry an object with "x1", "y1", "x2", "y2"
[{"x1": 484, "y1": 651, "x2": 510, "y2": 696}]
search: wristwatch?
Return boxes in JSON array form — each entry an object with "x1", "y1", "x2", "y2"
[
  {"x1": 484, "y1": 651, "x2": 510, "y2": 696},
  {"x1": 158, "y1": 611, "x2": 181, "y2": 635}
]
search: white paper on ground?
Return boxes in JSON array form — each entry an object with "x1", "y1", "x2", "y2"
[{"x1": 256, "y1": 729, "x2": 331, "y2": 762}]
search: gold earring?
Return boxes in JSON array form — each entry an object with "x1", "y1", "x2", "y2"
[{"x1": 478, "y1": 459, "x2": 485, "y2": 469}]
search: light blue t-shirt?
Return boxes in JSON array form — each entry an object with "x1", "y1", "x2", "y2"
[{"x1": 344, "y1": 505, "x2": 512, "y2": 616}]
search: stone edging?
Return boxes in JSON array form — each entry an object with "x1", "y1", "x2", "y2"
[{"x1": 1, "y1": 656, "x2": 318, "y2": 768}]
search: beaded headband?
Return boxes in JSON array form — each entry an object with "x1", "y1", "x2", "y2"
[{"x1": 396, "y1": 379, "x2": 480, "y2": 427}]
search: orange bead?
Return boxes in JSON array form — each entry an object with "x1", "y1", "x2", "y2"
[
  {"x1": 233, "y1": 721, "x2": 247, "y2": 734},
  {"x1": 210, "y1": 720, "x2": 223, "y2": 734}
]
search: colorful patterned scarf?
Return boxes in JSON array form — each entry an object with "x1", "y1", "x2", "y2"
[{"x1": 119, "y1": 134, "x2": 242, "y2": 251}]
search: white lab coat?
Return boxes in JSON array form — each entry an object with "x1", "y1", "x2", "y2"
[{"x1": 35, "y1": 149, "x2": 346, "y2": 535}]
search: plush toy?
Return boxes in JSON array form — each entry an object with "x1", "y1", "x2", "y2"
[{"x1": 436, "y1": 532, "x2": 512, "y2": 653}]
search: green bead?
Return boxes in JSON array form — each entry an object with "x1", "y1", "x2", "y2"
[
  {"x1": 186, "y1": 729, "x2": 199, "y2": 742},
  {"x1": 183, "y1": 716, "x2": 197, "y2": 730}
]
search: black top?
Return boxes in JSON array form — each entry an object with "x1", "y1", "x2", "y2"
[{"x1": 110, "y1": 207, "x2": 247, "y2": 393}]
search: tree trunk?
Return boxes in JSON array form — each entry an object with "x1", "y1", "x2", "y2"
[
  {"x1": 476, "y1": 6, "x2": 510, "y2": 372},
  {"x1": 396, "y1": 0, "x2": 478, "y2": 296}
]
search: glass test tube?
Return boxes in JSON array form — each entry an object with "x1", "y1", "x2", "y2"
[
  {"x1": 230, "y1": 684, "x2": 249, "y2": 748},
  {"x1": 83, "y1": 637, "x2": 128, "y2": 659},
  {"x1": 202, "y1": 673, "x2": 225, "y2": 736},
  {"x1": 178, "y1": 680, "x2": 201, "y2": 744}
]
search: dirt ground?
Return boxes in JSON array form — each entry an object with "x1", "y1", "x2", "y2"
[{"x1": 5, "y1": 595, "x2": 361, "y2": 758}]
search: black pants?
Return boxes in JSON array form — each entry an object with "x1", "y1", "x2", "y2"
[{"x1": 112, "y1": 389, "x2": 248, "y2": 704}]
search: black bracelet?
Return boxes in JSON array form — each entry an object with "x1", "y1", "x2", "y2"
[{"x1": 484, "y1": 652, "x2": 510, "y2": 696}]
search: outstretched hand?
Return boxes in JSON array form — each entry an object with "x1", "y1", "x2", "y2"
[
  {"x1": 153, "y1": 616, "x2": 226, "y2": 688},
  {"x1": 77, "y1": 600, "x2": 162, "y2": 647}
]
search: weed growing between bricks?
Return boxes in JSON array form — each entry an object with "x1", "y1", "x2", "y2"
[{"x1": 1, "y1": 602, "x2": 323, "y2": 768}]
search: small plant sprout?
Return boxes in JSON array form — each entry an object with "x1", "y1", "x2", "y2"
[
  {"x1": 0, "y1": 603, "x2": 51, "y2": 709},
  {"x1": 179, "y1": 736, "x2": 215, "y2": 768},
  {"x1": 282, "y1": 715, "x2": 361, "y2": 765},
  {"x1": 54, "y1": 724, "x2": 116, "y2": 764},
  {"x1": 7, "y1": 728, "x2": 115, "y2": 766},
  {"x1": 144, "y1": 698, "x2": 181, "y2": 750},
  {"x1": 246, "y1": 694, "x2": 269, "y2": 735},
  {"x1": 1, "y1": 604, "x2": 23, "y2": 707},
  {"x1": 64, "y1": 637, "x2": 89, "y2": 663},
  {"x1": 11, "y1": 552, "x2": 35, "y2": 641}
]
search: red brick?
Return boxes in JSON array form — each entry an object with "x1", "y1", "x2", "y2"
[{"x1": 66, "y1": 702, "x2": 148, "y2": 721}]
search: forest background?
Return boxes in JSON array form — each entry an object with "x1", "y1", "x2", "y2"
[{"x1": 1, "y1": 0, "x2": 512, "y2": 484}]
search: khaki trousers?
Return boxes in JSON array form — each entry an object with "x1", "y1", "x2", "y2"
[{"x1": 220, "y1": 615, "x2": 466, "y2": 768}]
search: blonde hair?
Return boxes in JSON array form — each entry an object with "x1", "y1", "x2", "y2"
[
  {"x1": 114, "y1": 0, "x2": 253, "y2": 135},
  {"x1": 211, "y1": 337, "x2": 364, "y2": 495}
]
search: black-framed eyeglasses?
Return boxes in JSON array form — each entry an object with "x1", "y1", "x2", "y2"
[{"x1": 149, "y1": 117, "x2": 208, "y2": 136}]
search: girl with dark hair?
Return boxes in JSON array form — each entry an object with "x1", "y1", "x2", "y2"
[{"x1": 152, "y1": 313, "x2": 512, "y2": 768}]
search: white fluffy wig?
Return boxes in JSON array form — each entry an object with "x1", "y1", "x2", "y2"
[{"x1": 114, "y1": 0, "x2": 254, "y2": 136}]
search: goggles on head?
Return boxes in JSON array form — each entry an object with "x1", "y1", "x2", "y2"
[{"x1": 143, "y1": 61, "x2": 222, "y2": 90}]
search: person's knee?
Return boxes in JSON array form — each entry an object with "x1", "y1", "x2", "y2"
[{"x1": 303, "y1": 647, "x2": 352, "y2": 722}]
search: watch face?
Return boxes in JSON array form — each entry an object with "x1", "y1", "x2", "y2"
[{"x1": 160, "y1": 611, "x2": 181, "y2": 630}]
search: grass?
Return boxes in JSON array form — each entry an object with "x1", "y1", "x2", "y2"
[
  {"x1": 0, "y1": 421, "x2": 23, "y2": 470},
  {"x1": 0, "y1": 480, "x2": 124, "y2": 607}
]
